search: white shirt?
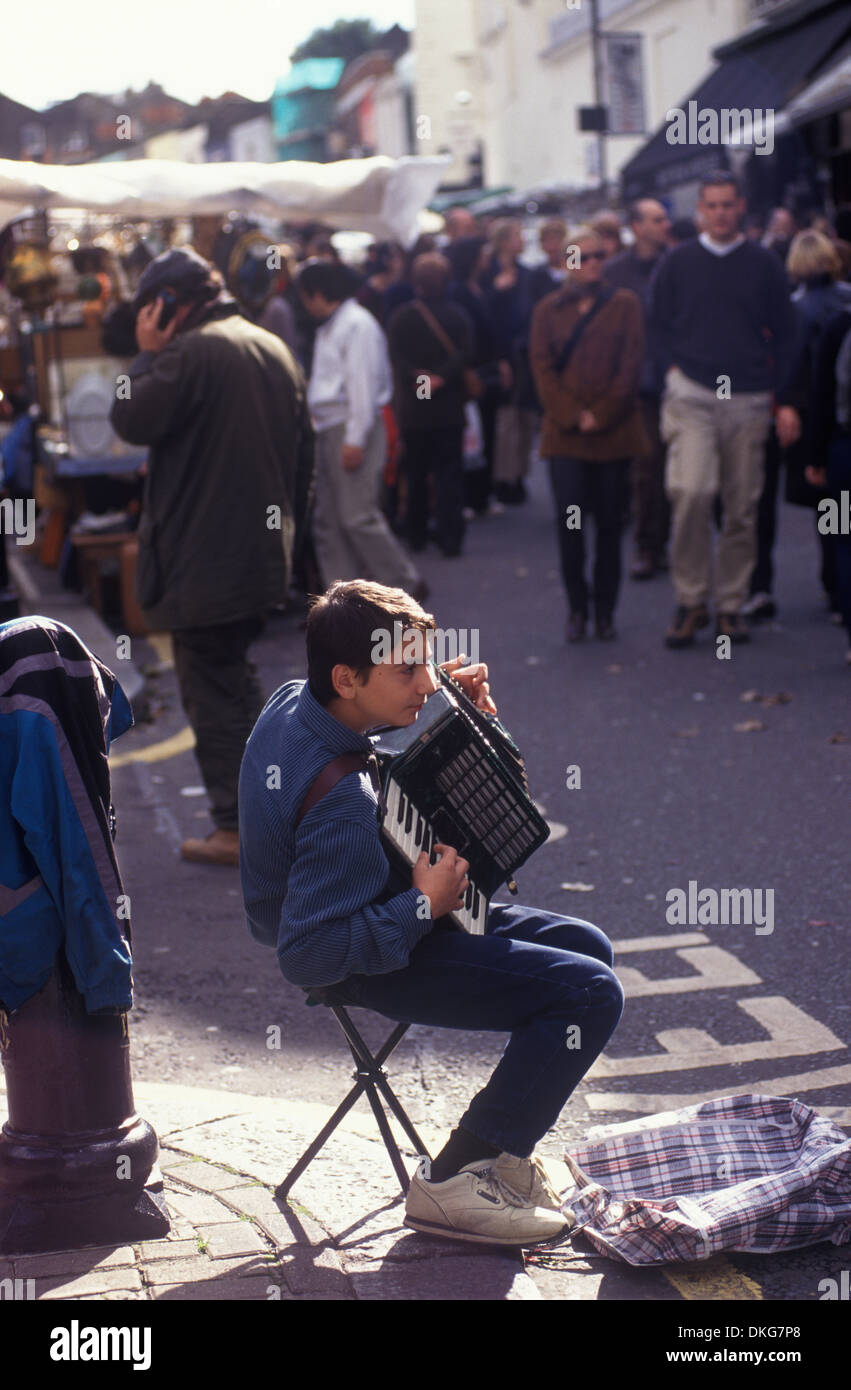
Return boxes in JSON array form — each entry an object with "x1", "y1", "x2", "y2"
[
  {"x1": 307, "y1": 297, "x2": 393, "y2": 447},
  {"x1": 699, "y1": 232, "x2": 747, "y2": 257}
]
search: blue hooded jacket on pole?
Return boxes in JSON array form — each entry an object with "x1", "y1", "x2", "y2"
[{"x1": 0, "y1": 616, "x2": 134, "y2": 1013}]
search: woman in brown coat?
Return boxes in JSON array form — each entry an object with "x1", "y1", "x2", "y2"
[{"x1": 530, "y1": 226, "x2": 648, "y2": 640}]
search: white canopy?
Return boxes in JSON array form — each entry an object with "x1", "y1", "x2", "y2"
[
  {"x1": 0, "y1": 154, "x2": 451, "y2": 243},
  {"x1": 784, "y1": 55, "x2": 851, "y2": 127}
]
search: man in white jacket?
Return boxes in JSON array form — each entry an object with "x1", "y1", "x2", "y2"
[{"x1": 297, "y1": 259, "x2": 427, "y2": 600}]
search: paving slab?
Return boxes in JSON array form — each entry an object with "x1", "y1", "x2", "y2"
[
  {"x1": 140, "y1": 1255, "x2": 271, "y2": 1286},
  {"x1": 195, "y1": 1222, "x2": 268, "y2": 1258},
  {"x1": 36, "y1": 1268, "x2": 144, "y2": 1298},
  {"x1": 13, "y1": 1246, "x2": 138, "y2": 1278},
  {"x1": 152, "y1": 1276, "x2": 281, "y2": 1301},
  {"x1": 346, "y1": 1253, "x2": 541, "y2": 1301}
]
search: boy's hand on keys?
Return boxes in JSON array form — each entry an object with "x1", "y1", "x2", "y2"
[{"x1": 412, "y1": 842, "x2": 470, "y2": 920}]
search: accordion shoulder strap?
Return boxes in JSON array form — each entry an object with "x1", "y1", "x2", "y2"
[{"x1": 295, "y1": 752, "x2": 378, "y2": 827}]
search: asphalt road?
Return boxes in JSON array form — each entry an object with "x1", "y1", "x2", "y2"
[{"x1": 95, "y1": 452, "x2": 850, "y2": 1303}]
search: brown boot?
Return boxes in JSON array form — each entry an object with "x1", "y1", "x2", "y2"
[
  {"x1": 180, "y1": 829, "x2": 240, "y2": 866},
  {"x1": 664, "y1": 605, "x2": 710, "y2": 649},
  {"x1": 716, "y1": 612, "x2": 751, "y2": 644}
]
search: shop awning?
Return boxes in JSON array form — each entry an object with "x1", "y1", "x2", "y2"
[
  {"x1": 0, "y1": 154, "x2": 451, "y2": 244},
  {"x1": 784, "y1": 49, "x2": 851, "y2": 124},
  {"x1": 428, "y1": 186, "x2": 513, "y2": 212},
  {"x1": 621, "y1": 1, "x2": 851, "y2": 199}
]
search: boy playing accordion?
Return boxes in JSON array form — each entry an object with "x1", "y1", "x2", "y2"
[{"x1": 239, "y1": 579, "x2": 623, "y2": 1246}]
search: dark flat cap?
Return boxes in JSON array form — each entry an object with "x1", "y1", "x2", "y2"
[{"x1": 130, "y1": 246, "x2": 212, "y2": 314}]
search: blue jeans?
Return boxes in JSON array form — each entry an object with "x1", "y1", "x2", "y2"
[{"x1": 327, "y1": 904, "x2": 624, "y2": 1157}]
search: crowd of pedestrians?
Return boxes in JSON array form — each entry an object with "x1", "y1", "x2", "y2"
[
  {"x1": 23, "y1": 175, "x2": 842, "y2": 864},
  {"x1": 243, "y1": 178, "x2": 851, "y2": 667}
]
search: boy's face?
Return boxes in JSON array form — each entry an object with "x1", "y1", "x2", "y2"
[{"x1": 331, "y1": 633, "x2": 440, "y2": 731}]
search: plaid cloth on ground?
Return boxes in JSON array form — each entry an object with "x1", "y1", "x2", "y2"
[{"x1": 563, "y1": 1093, "x2": 851, "y2": 1266}]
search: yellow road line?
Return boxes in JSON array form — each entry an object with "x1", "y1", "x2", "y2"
[
  {"x1": 110, "y1": 725, "x2": 195, "y2": 768},
  {"x1": 664, "y1": 1255, "x2": 763, "y2": 1300}
]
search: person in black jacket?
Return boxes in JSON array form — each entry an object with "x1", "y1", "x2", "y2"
[
  {"x1": 808, "y1": 306, "x2": 851, "y2": 664},
  {"x1": 605, "y1": 198, "x2": 672, "y2": 579},
  {"x1": 649, "y1": 172, "x2": 798, "y2": 649},
  {"x1": 447, "y1": 235, "x2": 511, "y2": 518},
  {"x1": 482, "y1": 221, "x2": 538, "y2": 505},
  {"x1": 110, "y1": 246, "x2": 314, "y2": 867},
  {"x1": 386, "y1": 254, "x2": 474, "y2": 557}
]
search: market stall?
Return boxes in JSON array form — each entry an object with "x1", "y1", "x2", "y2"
[{"x1": 0, "y1": 153, "x2": 449, "y2": 624}]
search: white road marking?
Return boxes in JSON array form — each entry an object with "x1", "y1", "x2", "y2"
[
  {"x1": 583, "y1": 1063, "x2": 851, "y2": 1114},
  {"x1": 612, "y1": 933, "x2": 710, "y2": 952},
  {"x1": 589, "y1": 997, "x2": 844, "y2": 1077},
  {"x1": 618, "y1": 945, "x2": 760, "y2": 996}
]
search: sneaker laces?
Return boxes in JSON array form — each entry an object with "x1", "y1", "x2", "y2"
[
  {"x1": 527, "y1": 1154, "x2": 563, "y2": 1208},
  {"x1": 465, "y1": 1162, "x2": 529, "y2": 1209},
  {"x1": 487, "y1": 1171, "x2": 531, "y2": 1209}
]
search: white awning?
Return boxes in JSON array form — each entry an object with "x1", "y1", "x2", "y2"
[
  {"x1": 783, "y1": 54, "x2": 851, "y2": 126},
  {"x1": 0, "y1": 154, "x2": 451, "y2": 243}
]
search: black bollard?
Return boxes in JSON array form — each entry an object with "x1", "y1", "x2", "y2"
[
  {"x1": 0, "y1": 947, "x2": 169, "y2": 1254},
  {"x1": 0, "y1": 614, "x2": 170, "y2": 1256}
]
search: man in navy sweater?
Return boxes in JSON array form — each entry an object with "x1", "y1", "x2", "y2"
[
  {"x1": 648, "y1": 172, "x2": 799, "y2": 647},
  {"x1": 239, "y1": 579, "x2": 623, "y2": 1247}
]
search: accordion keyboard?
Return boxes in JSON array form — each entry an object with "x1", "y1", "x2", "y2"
[{"x1": 382, "y1": 777, "x2": 488, "y2": 935}]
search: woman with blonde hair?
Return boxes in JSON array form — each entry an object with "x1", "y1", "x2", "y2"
[{"x1": 786, "y1": 228, "x2": 843, "y2": 287}]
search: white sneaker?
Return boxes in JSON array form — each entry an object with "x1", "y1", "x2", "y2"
[
  {"x1": 404, "y1": 1161, "x2": 569, "y2": 1247},
  {"x1": 491, "y1": 1152, "x2": 574, "y2": 1217}
]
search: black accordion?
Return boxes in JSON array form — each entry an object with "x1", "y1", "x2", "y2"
[{"x1": 370, "y1": 666, "x2": 550, "y2": 934}]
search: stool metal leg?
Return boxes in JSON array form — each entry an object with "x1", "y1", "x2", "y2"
[
  {"x1": 276, "y1": 1007, "x2": 432, "y2": 1200},
  {"x1": 332, "y1": 1009, "x2": 432, "y2": 1161},
  {"x1": 275, "y1": 1081, "x2": 366, "y2": 1199}
]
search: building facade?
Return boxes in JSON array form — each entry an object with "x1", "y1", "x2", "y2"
[
  {"x1": 474, "y1": 0, "x2": 752, "y2": 196},
  {"x1": 412, "y1": 0, "x2": 487, "y2": 189}
]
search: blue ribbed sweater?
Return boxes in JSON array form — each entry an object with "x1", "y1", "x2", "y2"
[{"x1": 238, "y1": 679, "x2": 425, "y2": 988}]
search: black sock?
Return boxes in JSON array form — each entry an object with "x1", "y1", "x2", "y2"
[{"x1": 426, "y1": 1126, "x2": 501, "y2": 1183}]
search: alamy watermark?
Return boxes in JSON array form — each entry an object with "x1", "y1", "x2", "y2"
[
  {"x1": 371, "y1": 622, "x2": 480, "y2": 667},
  {"x1": 666, "y1": 101, "x2": 774, "y2": 157},
  {"x1": 665, "y1": 880, "x2": 774, "y2": 935},
  {"x1": 0, "y1": 497, "x2": 35, "y2": 545},
  {"x1": 818, "y1": 491, "x2": 850, "y2": 535}
]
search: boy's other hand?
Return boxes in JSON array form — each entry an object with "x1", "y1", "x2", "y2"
[
  {"x1": 441, "y1": 655, "x2": 497, "y2": 714},
  {"x1": 412, "y1": 843, "x2": 469, "y2": 920}
]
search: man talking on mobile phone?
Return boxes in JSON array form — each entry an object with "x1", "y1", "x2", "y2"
[{"x1": 111, "y1": 246, "x2": 315, "y2": 866}]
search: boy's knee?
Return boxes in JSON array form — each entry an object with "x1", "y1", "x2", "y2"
[{"x1": 588, "y1": 966, "x2": 625, "y2": 1022}]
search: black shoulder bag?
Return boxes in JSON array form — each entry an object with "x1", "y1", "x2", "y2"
[{"x1": 553, "y1": 284, "x2": 615, "y2": 375}]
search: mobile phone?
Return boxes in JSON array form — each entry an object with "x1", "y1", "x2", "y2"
[{"x1": 156, "y1": 289, "x2": 179, "y2": 329}]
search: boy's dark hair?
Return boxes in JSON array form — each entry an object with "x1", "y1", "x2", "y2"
[
  {"x1": 295, "y1": 258, "x2": 359, "y2": 303},
  {"x1": 699, "y1": 170, "x2": 743, "y2": 198},
  {"x1": 306, "y1": 580, "x2": 436, "y2": 706}
]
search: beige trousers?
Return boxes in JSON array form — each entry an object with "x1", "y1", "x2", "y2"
[
  {"x1": 660, "y1": 369, "x2": 773, "y2": 612},
  {"x1": 312, "y1": 417, "x2": 420, "y2": 591}
]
